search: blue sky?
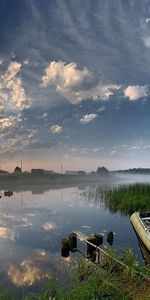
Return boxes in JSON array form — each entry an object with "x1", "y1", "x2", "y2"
[{"x1": 1, "y1": 0, "x2": 150, "y2": 172}]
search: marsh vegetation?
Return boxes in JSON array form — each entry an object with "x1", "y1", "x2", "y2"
[{"x1": 104, "y1": 183, "x2": 150, "y2": 214}]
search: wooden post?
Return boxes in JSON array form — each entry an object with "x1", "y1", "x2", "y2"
[
  {"x1": 107, "y1": 231, "x2": 114, "y2": 245},
  {"x1": 94, "y1": 233, "x2": 103, "y2": 246},
  {"x1": 87, "y1": 236, "x2": 97, "y2": 261},
  {"x1": 61, "y1": 238, "x2": 70, "y2": 257},
  {"x1": 68, "y1": 232, "x2": 77, "y2": 251}
]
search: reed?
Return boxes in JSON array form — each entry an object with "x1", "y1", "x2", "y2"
[{"x1": 104, "y1": 183, "x2": 150, "y2": 214}]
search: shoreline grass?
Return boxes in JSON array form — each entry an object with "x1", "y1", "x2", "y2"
[
  {"x1": 104, "y1": 183, "x2": 150, "y2": 214},
  {"x1": 1, "y1": 249, "x2": 150, "y2": 300}
]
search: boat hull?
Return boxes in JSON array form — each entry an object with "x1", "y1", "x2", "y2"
[{"x1": 130, "y1": 212, "x2": 150, "y2": 252}]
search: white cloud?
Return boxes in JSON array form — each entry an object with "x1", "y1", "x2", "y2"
[
  {"x1": 123, "y1": 85, "x2": 149, "y2": 100},
  {"x1": 144, "y1": 36, "x2": 150, "y2": 48},
  {"x1": 2, "y1": 62, "x2": 21, "y2": 82},
  {"x1": 97, "y1": 106, "x2": 106, "y2": 113},
  {"x1": 0, "y1": 116, "x2": 17, "y2": 130},
  {"x1": 7, "y1": 78, "x2": 27, "y2": 109},
  {"x1": 0, "y1": 61, "x2": 29, "y2": 146},
  {"x1": 109, "y1": 150, "x2": 117, "y2": 156},
  {"x1": 50, "y1": 124, "x2": 63, "y2": 134},
  {"x1": 80, "y1": 113, "x2": 97, "y2": 124},
  {"x1": 41, "y1": 61, "x2": 120, "y2": 103},
  {"x1": 95, "y1": 84, "x2": 120, "y2": 100},
  {"x1": 0, "y1": 61, "x2": 28, "y2": 111},
  {"x1": 69, "y1": 148, "x2": 77, "y2": 152},
  {"x1": 42, "y1": 112, "x2": 48, "y2": 118},
  {"x1": 146, "y1": 18, "x2": 150, "y2": 24},
  {"x1": 92, "y1": 148, "x2": 99, "y2": 153},
  {"x1": 23, "y1": 59, "x2": 30, "y2": 65}
]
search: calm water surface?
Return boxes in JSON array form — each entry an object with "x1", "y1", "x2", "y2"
[{"x1": 0, "y1": 173, "x2": 150, "y2": 291}]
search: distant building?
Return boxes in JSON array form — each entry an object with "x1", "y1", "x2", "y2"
[
  {"x1": 14, "y1": 166, "x2": 22, "y2": 173},
  {"x1": 31, "y1": 169, "x2": 44, "y2": 174},
  {"x1": 31, "y1": 169, "x2": 56, "y2": 174},
  {"x1": 0, "y1": 169, "x2": 9, "y2": 174}
]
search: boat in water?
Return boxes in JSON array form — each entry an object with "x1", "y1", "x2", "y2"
[{"x1": 130, "y1": 212, "x2": 150, "y2": 252}]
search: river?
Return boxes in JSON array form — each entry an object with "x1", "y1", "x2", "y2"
[{"x1": 0, "y1": 173, "x2": 150, "y2": 291}]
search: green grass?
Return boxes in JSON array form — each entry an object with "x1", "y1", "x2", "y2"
[
  {"x1": 1, "y1": 249, "x2": 150, "y2": 300},
  {"x1": 104, "y1": 183, "x2": 150, "y2": 214}
]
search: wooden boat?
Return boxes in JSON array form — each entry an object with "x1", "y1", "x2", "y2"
[{"x1": 130, "y1": 212, "x2": 150, "y2": 252}]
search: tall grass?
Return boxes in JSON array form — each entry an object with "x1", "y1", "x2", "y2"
[
  {"x1": 1, "y1": 249, "x2": 150, "y2": 300},
  {"x1": 105, "y1": 183, "x2": 150, "y2": 214}
]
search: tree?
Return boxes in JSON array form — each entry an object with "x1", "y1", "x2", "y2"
[{"x1": 96, "y1": 166, "x2": 109, "y2": 175}]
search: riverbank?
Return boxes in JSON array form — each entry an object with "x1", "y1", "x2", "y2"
[{"x1": 1, "y1": 249, "x2": 150, "y2": 300}]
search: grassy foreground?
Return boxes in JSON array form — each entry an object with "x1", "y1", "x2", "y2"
[
  {"x1": 1, "y1": 249, "x2": 150, "y2": 300},
  {"x1": 105, "y1": 183, "x2": 150, "y2": 214}
]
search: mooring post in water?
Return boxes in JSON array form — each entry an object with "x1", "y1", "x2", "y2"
[
  {"x1": 94, "y1": 233, "x2": 103, "y2": 246},
  {"x1": 61, "y1": 238, "x2": 70, "y2": 257},
  {"x1": 68, "y1": 232, "x2": 77, "y2": 251},
  {"x1": 107, "y1": 231, "x2": 114, "y2": 245},
  {"x1": 87, "y1": 236, "x2": 97, "y2": 261}
]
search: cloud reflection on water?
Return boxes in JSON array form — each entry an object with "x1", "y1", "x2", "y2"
[
  {"x1": 43, "y1": 222, "x2": 57, "y2": 231},
  {"x1": 7, "y1": 250, "x2": 51, "y2": 286},
  {"x1": 7, "y1": 249, "x2": 72, "y2": 286},
  {"x1": 0, "y1": 226, "x2": 15, "y2": 241}
]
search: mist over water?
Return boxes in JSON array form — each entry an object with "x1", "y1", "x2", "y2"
[{"x1": 0, "y1": 173, "x2": 150, "y2": 291}]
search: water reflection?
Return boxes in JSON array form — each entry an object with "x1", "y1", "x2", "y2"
[
  {"x1": 0, "y1": 174, "x2": 149, "y2": 289},
  {"x1": 43, "y1": 222, "x2": 57, "y2": 230},
  {"x1": 0, "y1": 226, "x2": 15, "y2": 240},
  {"x1": 7, "y1": 249, "x2": 73, "y2": 286},
  {"x1": 7, "y1": 250, "x2": 51, "y2": 286},
  {"x1": 138, "y1": 239, "x2": 150, "y2": 265},
  {"x1": 4, "y1": 191, "x2": 13, "y2": 197}
]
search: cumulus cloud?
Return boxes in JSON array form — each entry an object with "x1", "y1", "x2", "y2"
[
  {"x1": 0, "y1": 116, "x2": 17, "y2": 129},
  {"x1": 50, "y1": 124, "x2": 63, "y2": 134},
  {"x1": 2, "y1": 62, "x2": 21, "y2": 82},
  {"x1": 80, "y1": 113, "x2": 97, "y2": 124},
  {"x1": 0, "y1": 61, "x2": 28, "y2": 111},
  {"x1": 41, "y1": 61, "x2": 120, "y2": 103},
  {"x1": 0, "y1": 62, "x2": 29, "y2": 152},
  {"x1": 123, "y1": 85, "x2": 149, "y2": 100},
  {"x1": 7, "y1": 78, "x2": 27, "y2": 109}
]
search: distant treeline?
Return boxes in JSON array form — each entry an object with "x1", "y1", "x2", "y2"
[{"x1": 114, "y1": 168, "x2": 150, "y2": 174}]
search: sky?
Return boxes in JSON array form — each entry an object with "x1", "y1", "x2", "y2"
[{"x1": 1, "y1": 0, "x2": 150, "y2": 172}]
